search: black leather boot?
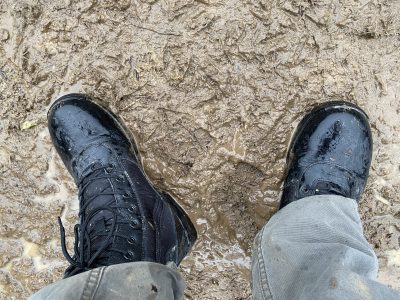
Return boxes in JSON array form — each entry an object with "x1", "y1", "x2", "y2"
[
  {"x1": 280, "y1": 101, "x2": 373, "y2": 209},
  {"x1": 48, "y1": 93, "x2": 197, "y2": 277}
]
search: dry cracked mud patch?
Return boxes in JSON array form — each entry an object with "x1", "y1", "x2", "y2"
[{"x1": 1, "y1": 0, "x2": 400, "y2": 299}]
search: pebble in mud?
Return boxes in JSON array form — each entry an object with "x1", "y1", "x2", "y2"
[{"x1": 0, "y1": 29, "x2": 9, "y2": 41}]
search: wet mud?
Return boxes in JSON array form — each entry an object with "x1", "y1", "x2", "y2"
[{"x1": 1, "y1": 0, "x2": 400, "y2": 299}]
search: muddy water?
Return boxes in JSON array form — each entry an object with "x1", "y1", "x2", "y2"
[{"x1": 1, "y1": 0, "x2": 400, "y2": 299}]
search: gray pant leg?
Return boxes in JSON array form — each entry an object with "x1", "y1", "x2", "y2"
[
  {"x1": 252, "y1": 195, "x2": 400, "y2": 300},
  {"x1": 29, "y1": 262, "x2": 185, "y2": 300}
]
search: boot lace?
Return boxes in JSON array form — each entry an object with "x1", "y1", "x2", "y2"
[{"x1": 58, "y1": 163, "x2": 139, "y2": 277}]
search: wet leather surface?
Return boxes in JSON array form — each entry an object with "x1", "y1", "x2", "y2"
[{"x1": 281, "y1": 102, "x2": 373, "y2": 208}]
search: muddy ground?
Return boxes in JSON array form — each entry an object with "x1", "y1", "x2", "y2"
[{"x1": 0, "y1": 0, "x2": 400, "y2": 299}]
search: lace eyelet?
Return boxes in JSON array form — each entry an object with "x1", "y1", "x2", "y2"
[
  {"x1": 301, "y1": 185, "x2": 310, "y2": 194},
  {"x1": 130, "y1": 218, "x2": 141, "y2": 229},
  {"x1": 116, "y1": 175, "x2": 125, "y2": 182},
  {"x1": 123, "y1": 250, "x2": 135, "y2": 260},
  {"x1": 105, "y1": 165, "x2": 114, "y2": 174},
  {"x1": 122, "y1": 193, "x2": 130, "y2": 199},
  {"x1": 128, "y1": 205, "x2": 137, "y2": 213},
  {"x1": 127, "y1": 236, "x2": 136, "y2": 244}
]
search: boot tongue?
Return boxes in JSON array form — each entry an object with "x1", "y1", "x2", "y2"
[
  {"x1": 79, "y1": 167, "x2": 116, "y2": 264},
  {"x1": 77, "y1": 156, "x2": 143, "y2": 268},
  {"x1": 299, "y1": 163, "x2": 357, "y2": 198}
]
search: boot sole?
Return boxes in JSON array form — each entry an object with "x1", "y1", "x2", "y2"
[{"x1": 49, "y1": 94, "x2": 198, "y2": 252}]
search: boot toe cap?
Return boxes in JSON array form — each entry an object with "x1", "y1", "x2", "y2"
[{"x1": 48, "y1": 93, "x2": 131, "y2": 174}]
